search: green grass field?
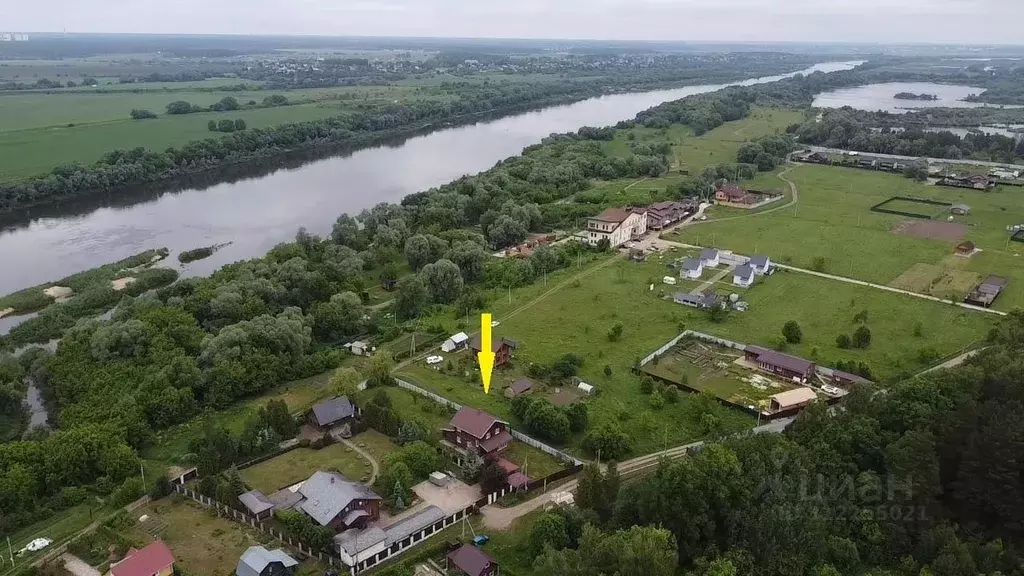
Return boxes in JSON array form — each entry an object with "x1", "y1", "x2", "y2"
[
  {"x1": 0, "y1": 84, "x2": 452, "y2": 181},
  {"x1": 670, "y1": 163, "x2": 1024, "y2": 310},
  {"x1": 240, "y1": 443, "x2": 374, "y2": 493}
]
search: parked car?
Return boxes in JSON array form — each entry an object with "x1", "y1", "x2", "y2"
[
  {"x1": 426, "y1": 355, "x2": 444, "y2": 365},
  {"x1": 473, "y1": 535, "x2": 490, "y2": 546}
]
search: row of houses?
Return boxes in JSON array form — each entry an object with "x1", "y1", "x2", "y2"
[
  {"x1": 937, "y1": 173, "x2": 996, "y2": 190},
  {"x1": 793, "y1": 151, "x2": 911, "y2": 174},
  {"x1": 679, "y1": 249, "x2": 771, "y2": 288},
  {"x1": 584, "y1": 200, "x2": 697, "y2": 248},
  {"x1": 714, "y1": 184, "x2": 783, "y2": 208},
  {"x1": 109, "y1": 540, "x2": 299, "y2": 576}
]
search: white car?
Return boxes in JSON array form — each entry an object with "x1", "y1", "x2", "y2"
[
  {"x1": 491, "y1": 320, "x2": 500, "y2": 327},
  {"x1": 426, "y1": 356, "x2": 444, "y2": 365}
]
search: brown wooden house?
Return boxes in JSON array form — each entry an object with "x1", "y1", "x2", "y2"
[
  {"x1": 447, "y1": 545, "x2": 499, "y2": 576},
  {"x1": 468, "y1": 334, "x2": 517, "y2": 368},
  {"x1": 442, "y1": 407, "x2": 512, "y2": 458},
  {"x1": 744, "y1": 346, "x2": 816, "y2": 382}
]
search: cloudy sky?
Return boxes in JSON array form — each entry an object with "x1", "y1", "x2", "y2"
[{"x1": 8, "y1": 0, "x2": 1024, "y2": 44}]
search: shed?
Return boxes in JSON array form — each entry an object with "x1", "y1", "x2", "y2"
[
  {"x1": 504, "y1": 377, "x2": 535, "y2": 399},
  {"x1": 442, "y1": 332, "x2": 470, "y2": 353},
  {"x1": 955, "y1": 241, "x2": 976, "y2": 256},
  {"x1": 110, "y1": 540, "x2": 175, "y2": 576},
  {"x1": 447, "y1": 545, "x2": 499, "y2": 576},
  {"x1": 950, "y1": 204, "x2": 971, "y2": 216},
  {"x1": 345, "y1": 341, "x2": 372, "y2": 356},
  {"x1": 769, "y1": 387, "x2": 818, "y2": 412},
  {"x1": 238, "y1": 490, "x2": 275, "y2": 520},
  {"x1": 577, "y1": 382, "x2": 594, "y2": 395}
]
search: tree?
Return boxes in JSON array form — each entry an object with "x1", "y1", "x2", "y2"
[
  {"x1": 312, "y1": 291, "x2": 364, "y2": 342},
  {"x1": 582, "y1": 424, "x2": 632, "y2": 460},
  {"x1": 665, "y1": 385, "x2": 680, "y2": 403},
  {"x1": 650, "y1": 390, "x2": 665, "y2": 409},
  {"x1": 263, "y1": 399, "x2": 298, "y2": 438},
  {"x1": 708, "y1": 305, "x2": 728, "y2": 323},
  {"x1": 445, "y1": 241, "x2": 487, "y2": 282},
  {"x1": 207, "y1": 120, "x2": 217, "y2": 131},
  {"x1": 478, "y1": 460, "x2": 509, "y2": 493},
  {"x1": 640, "y1": 375, "x2": 655, "y2": 394},
  {"x1": 394, "y1": 275, "x2": 429, "y2": 320},
  {"x1": 566, "y1": 402, "x2": 588, "y2": 433},
  {"x1": 130, "y1": 109, "x2": 157, "y2": 120},
  {"x1": 217, "y1": 119, "x2": 236, "y2": 133},
  {"x1": 366, "y1": 354, "x2": 394, "y2": 388},
  {"x1": 530, "y1": 512, "x2": 569, "y2": 554},
  {"x1": 404, "y1": 234, "x2": 448, "y2": 271},
  {"x1": 853, "y1": 325, "x2": 872, "y2": 348},
  {"x1": 607, "y1": 323, "x2": 624, "y2": 342},
  {"x1": 234, "y1": 118, "x2": 247, "y2": 131},
  {"x1": 836, "y1": 333, "x2": 852, "y2": 349},
  {"x1": 488, "y1": 215, "x2": 528, "y2": 248},
  {"x1": 604, "y1": 364, "x2": 613, "y2": 377},
  {"x1": 811, "y1": 256, "x2": 827, "y2": 272},
  {"x1": 329, "y1": 367, "x2": 362, "y2": 399},
  {"x1": 165, "y1": 100, "x2": 196, "y2": 114},
  {"x1": 150, "y1": 475, "x2": 172, "y2": 499},
  {"x1": 782, "y1": 320, "x2": 803, "y2": 344},
  {"x1": 576, "y1": 464, "x2": 608, "y2": 518},
  {"x1": 420, "y1": 259, "x2": 464, "y2": 304}
]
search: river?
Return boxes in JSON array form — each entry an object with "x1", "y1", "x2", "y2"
[
  {"x1": 811, "y1": 81, "x2": 1019, "y2": 114},
  {"x1": 0, "y1": 61, "x2": 859, "y2": 297}
]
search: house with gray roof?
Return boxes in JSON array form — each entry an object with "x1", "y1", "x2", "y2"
[
  {"x1": 306, "y1": 396, "x2": 358, "y2": 430},
  {"x1": 236, "y1": 546, "x2": 298, "y2": 576},
  {"x1": 733, "y1": 265, "x2": 755, "y2": 288},
  {"x1": 748, "y1": 255, "x2": 771, "y2": 275},
  {"x1": 673, "y1": 291, "x2": 720, "y2": 309},
  {"x1": 238, "y1": 490, "x2": 275, "y2": 520},
  {"x1": 297, "y1": 471, "x2": 382, "y2": 531},
  {"x1": 699, "y1": 248, "x2": 720, "y2": 267},
  {"x1": 744, "y1": 346, "x2": 816, "y2": 382},
  {"x1": 680, "y1": 257, "x2": 703, "y2": 280}
]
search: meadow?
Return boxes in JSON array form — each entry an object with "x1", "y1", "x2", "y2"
[
  {"x1": 670, "y1": 163, "x2": 1024, "y2": 310},
  {"x1": 0, "y1": 84, "x2": 450, "y2": 181}
]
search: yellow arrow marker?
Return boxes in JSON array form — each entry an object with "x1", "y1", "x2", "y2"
[{"x1": 478, "y1": 313, "x2": 495, "y2": 394}]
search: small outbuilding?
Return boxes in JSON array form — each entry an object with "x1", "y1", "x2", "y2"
[
  {"x1": 307, "y1": 396, "x2": 358, "y2": 431},
  {"x1": 577, "y1": 382, "x2": 594, "y2": 395},
  {"x1": 442, "y1": 332, "x2": 470, "y2": 353},
  {"x1": 238, "y1": 490, "x2": 275, "y2": 520},
  {"x1": 768, "y1": 387, "x2": 818, "y2": 412},
  {"x1": 950, "y1": 204, "x2": 971, "y2": 216},
  {"x1": 955, "y1": 241, "x2": 976, "y2": 256},
  {"x1": 504, "y1": 377, "x2": 535, "y2": 399},
  {"x1": 447, "y1": 544, "x2": 499, "y2": 576}
]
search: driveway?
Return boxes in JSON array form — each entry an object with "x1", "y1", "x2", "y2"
[{"x1": 60, "y1": 553, "x2": 100, "y2": 576}]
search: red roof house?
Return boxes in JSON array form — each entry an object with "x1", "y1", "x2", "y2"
[
  {"x1": 442, "y1": 407, "x2": 512, "y2": 458},
  {"x1": 110, "y1": 540, "x2": 175, "y2": 576},
  {"x1": 715, "y1": 184, "x2": 747, "y2": 203}
]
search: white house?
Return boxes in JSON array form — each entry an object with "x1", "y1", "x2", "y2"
[
  {"x1": 441, "y1": 332, "x2": 469, "y2": 353},
  {"x1": 585, "y1": 207, "x2": 648, "y2": 248},
  {"x1": 577, "y1": 382, "x2": 594, "y2": 395},
  {"x1": 748, "y1": 255, "x2": 772, "y2": 275},
  {"x1": 700, "y1": 248, "x2": 720, "y2": 267},
  {"x1": 345, "y1": 341, "x2": 372, "y2": 356},
  {"x1": 681, "y1": 258, "x2": 703, "y2": 279},
  {"x1": 733, "y1": 265, "x2": 755, "y2": 288}
]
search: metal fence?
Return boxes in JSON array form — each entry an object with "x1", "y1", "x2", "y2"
[{"x1": 639, "y1": 330, "x2": 747, "y2": 367}]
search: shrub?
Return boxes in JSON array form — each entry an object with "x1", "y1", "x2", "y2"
[
  {"x1": 811, "y1": 257, "x2": 827, "y2": 272},
  {"x1": 853, "y1": 326, "x2": 872, "y2": 349},
  {"x1": 665, "y1": 385, "x2": 680, "y2": 403},
  {"x1": 639, "y1": 375, "x2": 655, "y2": 394},
  {"x1": 836, "y1": 334, "x2": 852, "y2": 349},
  {"x1": 130, "y1": 109, "x2": 157, "y2": 120},
  {"x1": 649, "y1": 391, "x2": 665, "y2": 410},
  {"x1": 782, "y1": 320, "x2": 802, "y2": 344},
  {"x1": 607, "y1": 323, "x2": 624, "y2": 342}
]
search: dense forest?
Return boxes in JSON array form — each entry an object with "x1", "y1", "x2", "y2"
[
  {"x1": 529, "y1": 311, "x2": 1024, "y2": 576},
  {"x1": 793, "y1": 109, "x2": 1024, "y2": 162}
]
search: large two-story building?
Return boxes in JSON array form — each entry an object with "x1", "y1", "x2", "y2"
[
  {"x1": 585, "y1": 207, "x2": 648, "y2": 248},
  {"x1": 442, "y1": 407, "x2": 512, "y2": 461}
]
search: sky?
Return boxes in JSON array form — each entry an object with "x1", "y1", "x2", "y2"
[{"x1": 6, "y1": 0, "x2": 1024, "y2": 45}]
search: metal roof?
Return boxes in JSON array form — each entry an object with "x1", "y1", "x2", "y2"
[
  {"x1": 734, "y1": 265, "x2": 754, "y2": 281},
  {"x1": 384, "y1": 505, "x2": 447, "y2": 546},
  {"x1": 447, "y1": 407, "x2": 502, "y2": 439},
  {"x1": 508, "y1": 377, "x2": 535, "y2": 393},
  {"x1": 681, "y1": 257, "x2": 702, "y2": 271},
  {"x1": 700, "y1": 248, "x2": 719, "y2": 261},
  {"x1": 749, "y1": 255, "x2": 770, "y2": 268},
  {"x1": 298, "y1": 471, "x2": 381, "y2": 526},
  {"x1": 236, "y1": 546, "x2": 298, "y2": 576},
  {"x1": 335, "y1": 527, "x2": 386, "y2": 557},
  {"x1": 309, "y1": 396, "x2": 356, "y2": 427},
  {"x1": 238, "y1": 490, "x2": 274, "y2": 515},
  {"x1": 770, "y1": 387, "x2": 818, "y2": 409},
  {"x1": 746, "y1": 346, "x2": 815, "y2": 375},
  {"x1": 448, "y1": 544, "x2": 497, "y2": 576}
]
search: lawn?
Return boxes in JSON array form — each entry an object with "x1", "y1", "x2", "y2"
[
  {"x1": 240, "y1": 442, "x2": 374, "y2": 493},
  {"x1": 668, "y1": 163, "x2": 1024, "y2": 310},
  {"x1": 502, "y1": 442, "x2": 568, "y2": 479},
  {"x1": 126, "y1": 498, "x2": 325, "y2": 576},
  {"x1": 365, "y1": 386, "x2": 455, "y2": 432}
]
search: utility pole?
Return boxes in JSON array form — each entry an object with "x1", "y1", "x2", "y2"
[
  {"x1": 7, "y1": 536, "x2": 13, "y2": 565},
  {"x1": 140, "y1": 463, "x2": 145, "y2": 486}
]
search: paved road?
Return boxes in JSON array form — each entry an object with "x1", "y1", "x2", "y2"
[
  {"x1": 806, "y1": 145, "x2": 1023, "y2": 170},
  {"x1": 480, "y1": 417, "x2": 794, "y2": 530}
]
